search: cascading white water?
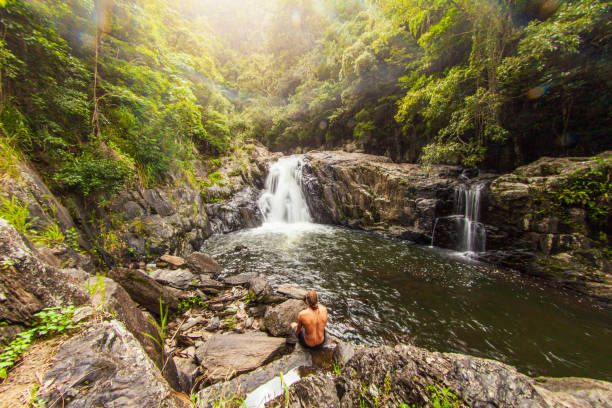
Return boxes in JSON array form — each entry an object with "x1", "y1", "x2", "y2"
[
  {"x1": 454, "y1": 184, "x2": 486, "y2": 253},
  {"x1": 258, "y1": 155, "x2": 312, "y2": 224}
]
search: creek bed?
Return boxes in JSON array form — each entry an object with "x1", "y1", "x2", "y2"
[{"x1": 202, "y1": 223, "x2": 612, "y2": 381}]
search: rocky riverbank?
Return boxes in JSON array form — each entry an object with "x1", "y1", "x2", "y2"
[{"x1": 1, "y1": 220, "x2": 610, "y2": 407}]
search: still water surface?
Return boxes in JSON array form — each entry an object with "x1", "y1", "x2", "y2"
[{"x1": 202, "y1": 223, "x2": 612, "y2": 380}]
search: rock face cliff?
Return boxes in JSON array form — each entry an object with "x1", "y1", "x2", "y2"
[
  {"x1": 301, "y1": 151, "x2": 468, "y2": 244},
  {"x1": 301, "y1": 150, "x2": 611, "y2": 305},
  {"x1": 480, "y1": 153, "x2": 612, "y2": 303}
]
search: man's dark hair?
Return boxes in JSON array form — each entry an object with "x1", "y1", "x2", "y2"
[{"x1": 305, "y1": 290, "x2": 318, "y2": 310}]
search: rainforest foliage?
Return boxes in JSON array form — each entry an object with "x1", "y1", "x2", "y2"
[{"x1": 0, "y1": 0, "x2": 610, "y2": 198}]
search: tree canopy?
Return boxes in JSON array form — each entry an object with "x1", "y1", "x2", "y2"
[{"x1": 0, "y1": 0, "x2": 609, "y2": 197}]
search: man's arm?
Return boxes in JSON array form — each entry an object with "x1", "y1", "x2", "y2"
[{"x1": 295, "y1": 312, "x2": 304, "y2": 335}]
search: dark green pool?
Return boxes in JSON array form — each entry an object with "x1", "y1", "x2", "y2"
[{"x1": 201, "y1": 223, "x2": 612, "y2": 381}]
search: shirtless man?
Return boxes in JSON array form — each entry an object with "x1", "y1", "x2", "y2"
[{"x1": 290, "y1": 290, "x2": 328, "y2": 348}]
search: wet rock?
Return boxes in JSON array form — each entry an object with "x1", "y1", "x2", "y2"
[
  {"x1": 150, "y1": 268, "x2": 196, "y2": 290},
  {"x1": 303, "y1": 151, "x2": 459, "y2": 239},
  {"x1": 186, "y1": 252, "x2": 220, "y2": 274},
  {"x1": 195, "y1": 333, "x2": 287, "y2": 382},
  {"x1": 460, "y1": 168, "x2": 480, "y2": 179},
  {"x1": 431, "y1": 215, "x2": 466, "y2": 251},
  {"x1": 277, "y1": 284, "x2": 308, "y2": 300},
  {"x1": 483, "y1": 153, "x2": 612, "y2": 303},
  {"x1": 206, "y1": 186, "x2": 263, "y2": 234},
  {"x1": 39, "y1": 320, "x2": 186, "y2": 408},
  {"x1": 263, "y1": 299, "x2": 306, "y2": 337},
  {"x1": 160, "y1": 254, "x2": 186, "y2": 268},
  {"x1": 107, "y1": 267, "x2": 179, "y2": 314}
]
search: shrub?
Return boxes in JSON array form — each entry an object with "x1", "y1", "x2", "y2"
[{"x1": 54, "y1": 152, "x2": 132, "y2": 196}]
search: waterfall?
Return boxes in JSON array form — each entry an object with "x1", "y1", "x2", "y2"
[
  {"x1": 454, "y1": 184, "x2": 486, "y2": 253},
  {"x1": 258, "y1": 156, "x2": 312, "y2": 224},
  {"x1": 430, "y1": 183, "x2": 486, "y2": 253}
]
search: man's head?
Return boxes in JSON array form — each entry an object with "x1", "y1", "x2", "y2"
[{"x1": 305, "y1": 289, "x2": 319, "y2": 310}]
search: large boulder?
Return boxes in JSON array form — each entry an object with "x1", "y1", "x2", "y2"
[
  {"x1": 107, "y1": 267, "x2": 179, "y2": 314},
  {"x1": 263, "y1": 299, "x2": 306, "y2": 337},
  {"x1": 0, "y1": 218, "x2": 88, "y2": 342},
  {"x1": 84, "y1": 275, "x2": 181, "y2": 390},
  {"x1": 197, "y1": 351, "x2": 311, "y2": 405},
  {"x1": 276, "y1": 375, "x2": 341, "y2": 408},
  {"x1": 195, "y1": 333, "x2": 287, "y2": 382},
  {"x1": 186, "y1": 252, "x2": 220, "y2": 274},
  {"x1": 273, "y1": 343, "x2": 612, "y2": 408},
  {"x1": 39, "y1": 320, "x2": 189, "y2": 408}
]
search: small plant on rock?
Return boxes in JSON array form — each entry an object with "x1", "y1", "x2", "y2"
[
  {"x1": 143, "y1": 298, "x2": 170, "y2": 371},
  {"x1": 0, "y1": 195, "x2": 36, "y2": 235},
  {"x1": 0, "y1": 306, "x2": 78, "y2": 380},
  {"x1": 35, "y1": 222, "x2": 65, "y2": 246}
]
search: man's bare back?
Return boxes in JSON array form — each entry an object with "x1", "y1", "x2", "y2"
[
  {"x1": 290, "y1": 289, "x2": 328, "y2": 348},
  {"x1": 296, "y1": 305, "x2": 327, "y2": 347}
]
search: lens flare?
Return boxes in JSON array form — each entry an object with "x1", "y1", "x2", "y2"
[
  {"x1": 291, "y1": 10, "x2": 301, "y2": 27},
  {"x1": 78, "y1": 32, "x2": 95, "y2": 49},
  {"x1": 527, "y1": 84, "x2": 550, "y2": 100},
  {"x1": 319, "y1": 120, "x2": 328, "y2": 130}
]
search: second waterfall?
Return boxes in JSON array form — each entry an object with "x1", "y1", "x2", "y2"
[{"x1": 258, "y1": 155, "x2": 312, "y2": 224}]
